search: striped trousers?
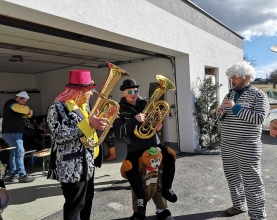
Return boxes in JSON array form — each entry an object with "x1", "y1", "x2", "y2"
[{"x1": 221, "y1": 141, "x2": 266, "y2": 220}]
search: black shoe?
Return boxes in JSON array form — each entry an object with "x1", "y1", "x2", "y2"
[
  {"x1": 130, "y1": 212, "x2": 146, "y2": 220},
  {"x1": 162, "y1": 188, "x2": 177, "y2": 203},
  {"x1": 225, "y1": 207, "x2": 245, "y2": 216},
  {"x1": 19, "y1": 175, "x2": 35, "y2": 183},
  {"x1": 156, "y1": 209, "x2": 173, "y2": 220}
]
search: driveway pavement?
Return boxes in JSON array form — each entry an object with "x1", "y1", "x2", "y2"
[{"x1": 42, "y1": 131, "x2": 277, "y2": 220}]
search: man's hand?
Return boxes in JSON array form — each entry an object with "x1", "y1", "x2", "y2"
[
  {"x1": 156, "y1": 124, "x2": 162, "y2": 131},
  {"x1": 222, "y1": 100, "x2": 235, "y2": 109},
  {"x1": 270, "y1": 119, "x2": 277, "y2": 137},
  {"x1": 89, "y1": 110, "x2": 108, "y2": 131},
  {"x1": 135, "y1": 113, "x2": 146, "y2": 122},
  {"x1": 216, "y1": 107, "x2": 225, "y2": 116},
  {"x1": 29, "y1": 109, "x2": 33, "y2": 115}
]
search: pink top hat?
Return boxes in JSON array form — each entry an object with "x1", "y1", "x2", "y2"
[{"x1": 65, "y1": 70, "x2": 97, "y2": 89}]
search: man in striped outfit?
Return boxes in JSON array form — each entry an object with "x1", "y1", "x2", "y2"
[{"x1": 216, "y1": 61, "x2": 269, "y2": 220}]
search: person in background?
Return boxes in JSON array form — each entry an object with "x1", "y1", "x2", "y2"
[
  {"x1": 1, "y1": 91, "x2": 35, "y2": 183},
  {"x1": 47, "y1": 70, "x2": 107, "y2": 220},
  {"x1": 216, "y1": 61, "x2": 269, "y2": 220}
]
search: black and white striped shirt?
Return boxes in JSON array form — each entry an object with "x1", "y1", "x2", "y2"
[{"x1": 221, "y1": 86, "x2": 269, "y2": 143}]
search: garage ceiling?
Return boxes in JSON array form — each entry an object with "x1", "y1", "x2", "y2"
[{"x1": 0, "y1": 19, "x2": 168, "y2": 74}]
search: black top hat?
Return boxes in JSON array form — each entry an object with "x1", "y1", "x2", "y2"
[{"x1": 120, "y1": 79, "x2": 140, "y2": 91}]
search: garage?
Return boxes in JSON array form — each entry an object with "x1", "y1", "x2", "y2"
[{"x1": 0, "y1": 15, "x2": 180, "y2": 150}]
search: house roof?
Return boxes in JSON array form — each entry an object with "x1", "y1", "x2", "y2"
[{"x1": 185, "y1": 0, "x2": 244, "y2": 39}]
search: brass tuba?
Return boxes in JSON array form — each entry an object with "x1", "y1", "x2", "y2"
[
  {"x1": 134, "y1": 75, "x2": 176, "y2": 139},
  {"x1": 80, "y1": 62, "x2": 130, "y2": 148}
]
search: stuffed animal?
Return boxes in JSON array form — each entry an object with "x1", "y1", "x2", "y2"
[
  {"x1": 140, "y1": 147, "x2": 163, "y2": 171},
  {"x1": 121, "y1": 147, "x2": 174, "y2": 220},
  {"x1": 120, "y1": 146, "x2": 162, "y2": 178}
]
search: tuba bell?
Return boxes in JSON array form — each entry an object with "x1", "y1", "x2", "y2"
[
  {"x1": 134, "y1": 75, "x2": 176, "y2": 139},
  {"x1": 80, "y1": 62, "x2": 130, "y2": 148}
]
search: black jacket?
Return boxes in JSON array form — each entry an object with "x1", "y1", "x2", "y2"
[
  {"x1": 2, "y1": 99, "x2": 25, "y2": 134},
  {"x1": 113, "y1": 97, "x2": 158, "y2": 152}
]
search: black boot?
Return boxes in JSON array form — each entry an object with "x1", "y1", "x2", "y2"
[
  {"x1": 156, "y1": 209, "x2": 173, "y2": 220},
  {"x1": 162, "y1": 188, "x2": 177, "y2": 203},
  {"x1": 158, "y1": 144, "x2": 177, "y2": 203},
  {"x1": 136, "y1": 198, "x2": 146, "y2": 216},
  {"x1": 130, "y1": 212, "x2": 146, "y2": 220}
]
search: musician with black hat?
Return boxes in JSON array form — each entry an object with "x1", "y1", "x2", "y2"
[{"x1": 113, "y1": 78, "x2": 177, "y2": 220}]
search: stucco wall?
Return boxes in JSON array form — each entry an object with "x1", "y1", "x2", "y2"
[{"x1": 0, "y1": 0, "x2": 239, "y2": 56}]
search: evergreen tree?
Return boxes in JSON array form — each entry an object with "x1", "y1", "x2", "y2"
[{"x1": 194, "y1": 76, "x2": 221, "y2": 149}]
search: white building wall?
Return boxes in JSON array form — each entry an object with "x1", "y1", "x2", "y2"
[
  {"x1": 0, "y1": 0, "x2": 243, "y2": 152},
  {"x1": 0, "y1": 72, "x2": 36, "y2": 91},
  {"x1": 0, "y1": 0, "x2": 241, "y2": 57}
]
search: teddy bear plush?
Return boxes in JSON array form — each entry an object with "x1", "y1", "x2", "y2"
[{"x1": 120, "y1": 147, "x2": 174, "y2": 220}]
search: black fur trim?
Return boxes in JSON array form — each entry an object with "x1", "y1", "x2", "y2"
[
  {"x1": 130, "y1": 212, "x2": 146, "y2": 220},
  {"x1": 156, "y1": 209, "x2": 171, "y2": 220}
]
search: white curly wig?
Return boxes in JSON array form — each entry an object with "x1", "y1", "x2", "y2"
[{"x1": 225, "y1": 61, "x2": 256, "y2": 82}]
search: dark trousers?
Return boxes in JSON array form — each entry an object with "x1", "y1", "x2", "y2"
[
  {"x1": 126, "y1": 150, "x2": 145, "y2": 200},
  {"x1": 159, "y1": 144, "x2": 175, "y2": 190},
  {"x1": 61, "y1": 177, "x2": 94, "y2": 220},
  {"x1": 126, "y1": 145, "x2": 175, "y2": 201}
]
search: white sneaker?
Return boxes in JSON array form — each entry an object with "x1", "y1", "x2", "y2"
[{"x1": 11, "y1": 175, "x2": 19, "y2": 182}]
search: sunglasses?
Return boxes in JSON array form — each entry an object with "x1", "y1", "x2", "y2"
[{"x1": 126, "y1": 89, "x2": 139, "y2": 95}]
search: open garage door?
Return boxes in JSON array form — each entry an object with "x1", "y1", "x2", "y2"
[{"x1": 0, "y1": 15, "x2": 180, "y2": 150}]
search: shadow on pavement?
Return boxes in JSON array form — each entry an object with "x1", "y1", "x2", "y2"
[
  {"x1": 100, "y1": 185, "x2": 131, "y2": 192},
  {"x1": 261, "y1": 130, "x2": 276, "y2": 144},
  {"x1": 8, "y1": 183, "x2": 62, "y2": 205},
  {"x1": 5, "y1": 178, "x2": 128, "y2": 205},
  {"x1": 94, "y1": 180, "x2": 120, "y2": 186},
  {"x1": 113, "y1": 210, "x2": 231, "y2": 220}
]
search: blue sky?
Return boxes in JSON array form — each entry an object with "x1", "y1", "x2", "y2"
[
  {"x1": 244, "y1": 36, "x2": 277, "y2": 78},
  {"x1": 190, "y1": 0, "x2": 277, "y2": 79}
]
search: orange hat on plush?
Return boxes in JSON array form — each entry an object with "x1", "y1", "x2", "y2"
[{"x1": 141, "y1": 147, "x2": 163, "y2": 170}]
